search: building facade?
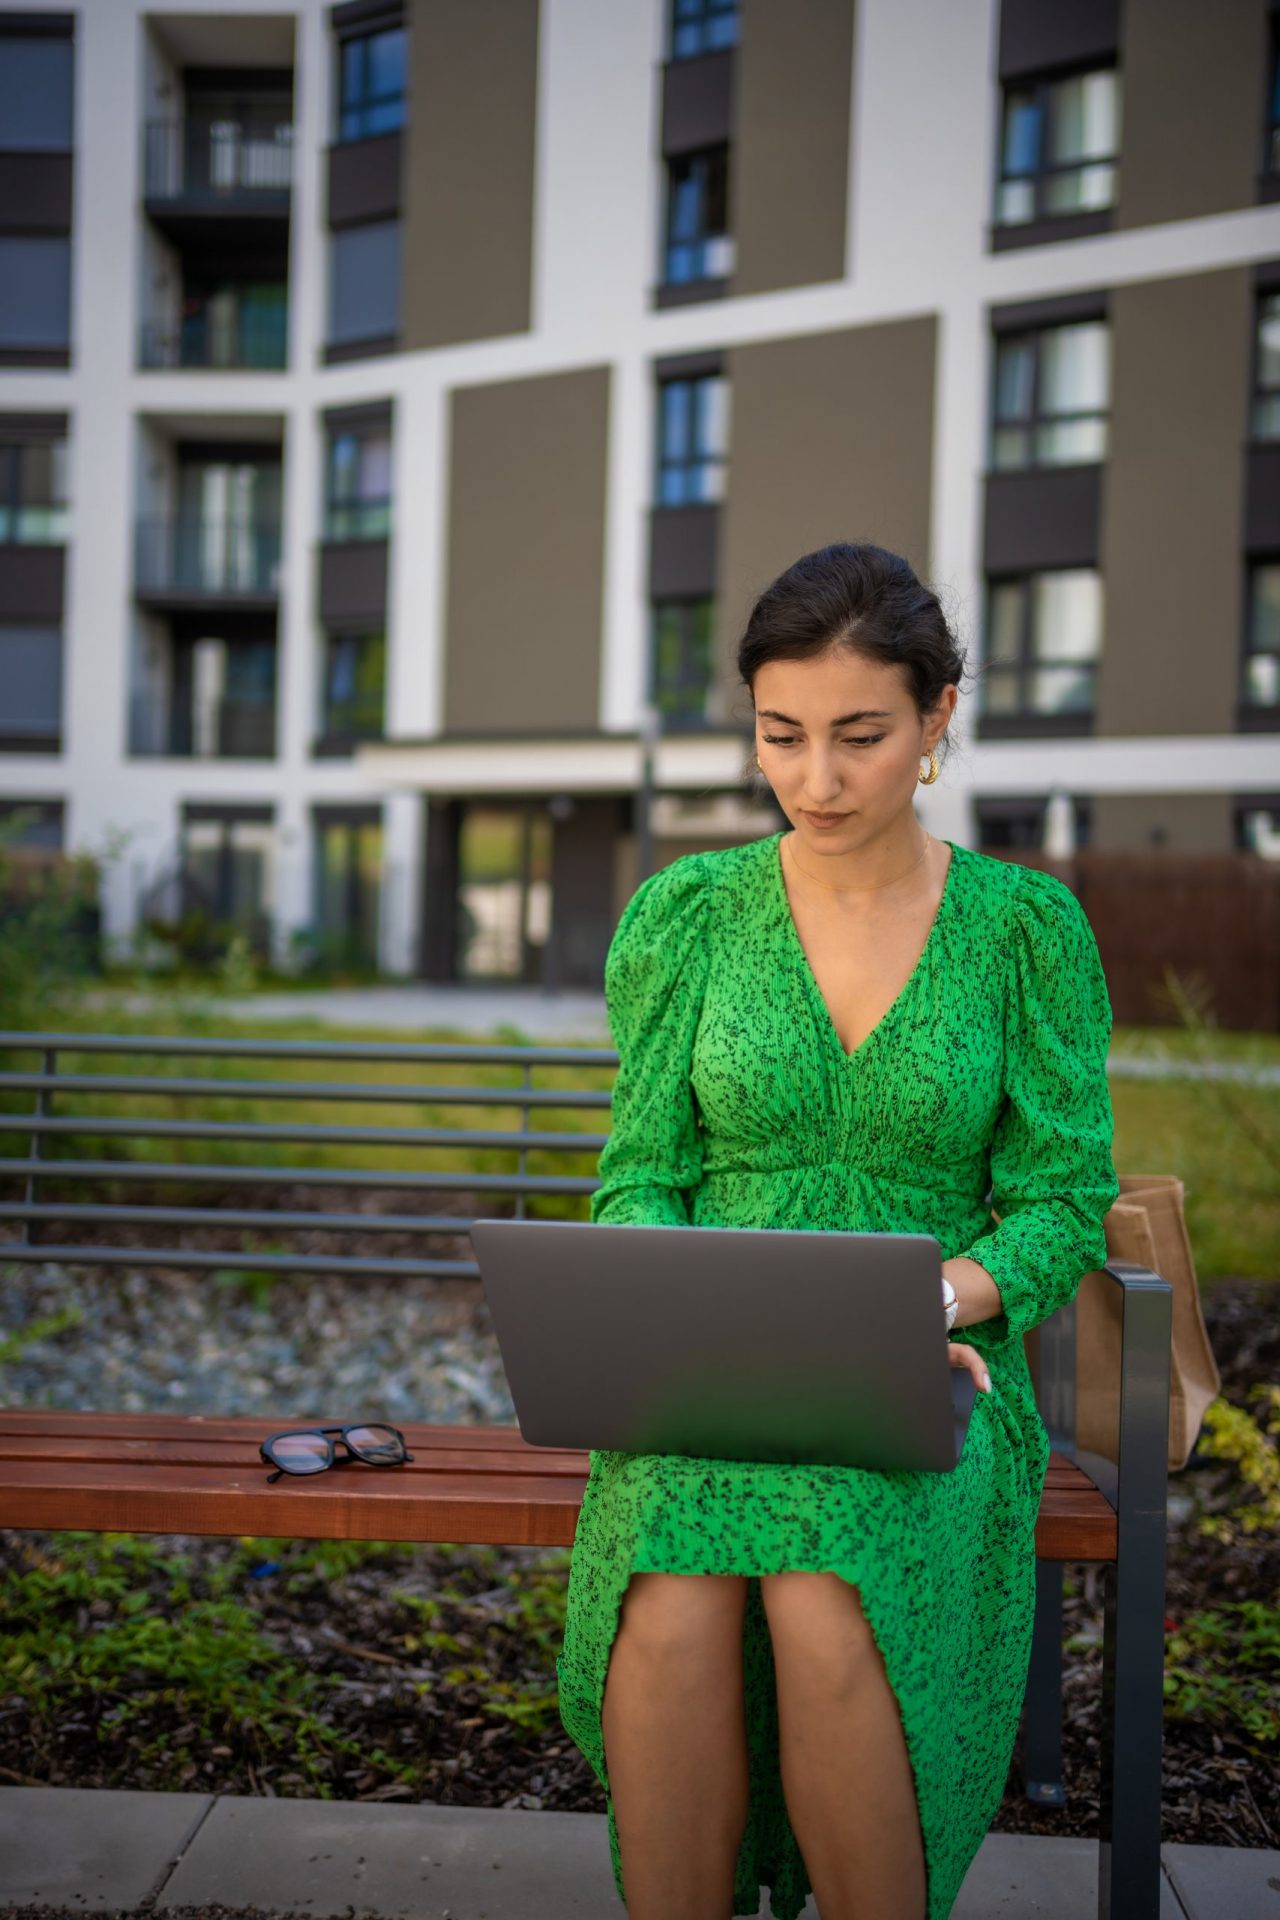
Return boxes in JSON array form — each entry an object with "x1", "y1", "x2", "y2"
[{"x1": 1, "y1": 0, "x2": 1278, "y2": 987}]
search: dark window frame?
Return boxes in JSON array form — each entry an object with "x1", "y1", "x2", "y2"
[
  {"x1": 654, "y1": 370, "x2": 729, "y2": 506},
  {"x1": 662, "y1": 142, "x2": 731, "y2": 288},
  {"x1": 1251, "y1": 286, "x2": 1280, "y2": 440},
  {"x1": 994, "y1": 62, "x2": 1120, "y2": 231},
  {"x1": 669, "y1": 0, "x2": 740, "y2": 61},
  {"x1": 336, "y1": 20, "x2": 406, "y2": 144},
  {"x1": 0, "y1": 796, "x2": 64, "y2": 848},
  {"x1": 312, "y1": 804, "x2": 384, "y2": 968},
  {"x1": 323, "y1": 420, "x2": 392, "y2": 541},
  {"x1": 1241, "y1": 557, "x2": 1280, "y2": 721},
  {"x1": 650, "y1": 595, "x2": 716, "y2": 731},
  {"x1": 989, "y1": 317, "x2": 1110, "y2": 473},
  {"x1": 1265, "y1": 16, "x2": 1280, "y2": 179},
  {"x1": 977, "y1": 568, "x2": 1102, "y2": 737},
  {"x1": 974, "y1": 793, "x2": 1092, "y2": 853},
  {"x1": 317, "y1": 627, "x2": 387, "y2": 750},
  {"x1": 0, "y1": 431, "x2": 68, "y2": 542},
  {"x1": 1233, "y1": 791, "x2": 1280, "y2": 856}
]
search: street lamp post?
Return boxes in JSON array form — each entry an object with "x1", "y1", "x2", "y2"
[{"x1": 635, "y1": 700, "x2": 661, "y2": 886}]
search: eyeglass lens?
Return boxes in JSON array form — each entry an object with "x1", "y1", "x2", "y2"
[{"x1": 268, "y1": 1424, "x2": 406, "y2": 1474}]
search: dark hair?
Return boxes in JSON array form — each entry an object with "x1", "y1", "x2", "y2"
[{"x1": 736, "y1": 542, "x2": 970, "y2": 764}]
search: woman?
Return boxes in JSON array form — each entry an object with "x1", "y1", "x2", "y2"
[{"x1": 554, "y1": 542, "x2": 1119, "y2": 1920}]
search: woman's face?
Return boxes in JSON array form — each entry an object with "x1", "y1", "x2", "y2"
[{"x1": 753, "y1": 646, "x2": 955, "y2": 844}]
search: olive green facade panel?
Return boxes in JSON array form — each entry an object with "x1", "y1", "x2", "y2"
[
  {"x1": 1090, "y1": 792, "x2": 1235, "y2": 853},
  {"x1": 731, "y1": 0, "x2": 856, "y2": 297},
  {"x1": 1115, "y1": 0, "x2": 1269, "y2": 229},
  {"x1": 401, "y1": 0, "x2": 539, "y2": 349},
  {"x1": 442, "y1": 365, "x2": 611, "y2": 734},
  {"x1": 715, "y1": 314, "x2": 937, "y2": 699},
  {"x1": 1096, "y1": 267, "x2": 1251, "y2": 737}
]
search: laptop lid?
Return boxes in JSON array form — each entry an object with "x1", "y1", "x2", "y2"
[{"x1": 470, "y1": 1218, "x2": 978, "y2": 1473}]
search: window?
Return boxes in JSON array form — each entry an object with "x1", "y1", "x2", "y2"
[
  {"x1": 0, "y1": 798, "x2": 64, "y2": 848},
  {"x1": 651, "y1": 598, "x2": 715, "y2": 729},
  {"x1": 314, "y1": 809, "x2": 383, "y2": 968},
  {"x1": 670, "y1": 0, "x2": 739, "y2": 60},
  {"x1": 1244, "y1": 564, "x2": 1280, "y2": 709},
  {"x1": 975, "y1": 795, "x2": 1091, "y2": 853},
  {"x1": 0, "y1": 237, "x2": 71, "y2": 353},
  {"x1": 325, "y1": 425, "x2": 392, "y2": 540},
  {"x1": 329, "y1": 220, "x2": 400, "y2": 345},
  {"x1": 991, "y1": 320, "x2": 1109, "y2": 469},
  {"x1": 1252, "y1": 291, "x2": 1280, "y2": 438},
  {"x1": 0, "y1": 31, "x2": 73, "y2": 151},
  {"x1": 0, "y1": 625, "x2": 62, "y2": 745},
  {"x1": 1267, "y1": 29, "x2": 1280, "y2": 175},
  {"x1": 980, "y1": 569, "x2": 1102, "y2": 725},
  {"x1": 338, "y1": 24, "x2": 406, "y2": 141},
  {"x1": 0, "y1": 435, "x2": 68, "y2": 542},
  {"x1": 180, "y1": 807, "x2": 274, "y2": 952},
  {"x1": 1235, "y1": 797, "x2": 1280, "y2": 858},
  {"x1": 319, "y1": 631, "x2": 386, "y2": 744},
  {"x1": 663, "y1": 145, "x2": 733, "y2": 285},
  {"x1": 995, "y1": 68, "x2": 1120, "y2": 228},
  {"x1": 656, "y1": 372, "x2": 729, "y2": 504}
]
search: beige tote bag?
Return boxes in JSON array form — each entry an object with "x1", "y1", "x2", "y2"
[{"x1": 1022, "y1": 1173, "x2": 1221, "y2": 1471}]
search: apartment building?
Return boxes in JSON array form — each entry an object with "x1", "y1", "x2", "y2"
[{"x1": 1, "y1": 0, "x2": 1278, "y2": 988}]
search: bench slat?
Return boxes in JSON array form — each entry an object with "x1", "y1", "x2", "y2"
[{"x1": 0, "y1": 1411, "x2": 1117, "y2": 1560}]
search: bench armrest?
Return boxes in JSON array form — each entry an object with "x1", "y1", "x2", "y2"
[{"x1": 1035, "y1": 1260, "x2": 1173, "y2": 1523}]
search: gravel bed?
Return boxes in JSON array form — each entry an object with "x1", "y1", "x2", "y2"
[{"x1": 0, "y1": 1259, "x2": 515, "y2": 1428}]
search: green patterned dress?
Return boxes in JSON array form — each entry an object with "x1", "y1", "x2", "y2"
[{"x1": 554, "y1": 827, "x2": 1119, "y2": 1919}]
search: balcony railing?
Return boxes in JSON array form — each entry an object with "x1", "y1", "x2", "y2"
[
  {"x1": 139, "y1": 305, "x2": 288, "y2": 372},
  {"x1": 135, "y1": 516, "x2": 282, "y2": 599},
  {"x1": 130, "y1": 692, "x2": 277, "y2": 760},
  {"x1": 144, "y1": 115, "x2": 294, "y2": 203}
]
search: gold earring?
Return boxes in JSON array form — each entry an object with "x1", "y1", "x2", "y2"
[{"x1": 918, "y1": 749, "x2": 940, "y2": 785}]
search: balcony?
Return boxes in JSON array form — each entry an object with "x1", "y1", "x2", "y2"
[
  {"x1": 135, "y1": 515, "x2": 281, "y2": 609},
  {"x1": 140, "y1": 299, "x2": 288, "y2": 372},
  {"x1": 130, "y1": 691, "x2": 276, "y2": 760},
  {"x1": 143, "y1": 115, "x2": 292, "y2": 243}
]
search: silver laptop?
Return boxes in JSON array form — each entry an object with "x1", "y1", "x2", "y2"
[{"x1": 469, "y1": 1218, "x2": 978, "y2": 1473}]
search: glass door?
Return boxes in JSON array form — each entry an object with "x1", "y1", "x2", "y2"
[{"x1": 455, "y1": 802, "x2": 552, "y2": 983}]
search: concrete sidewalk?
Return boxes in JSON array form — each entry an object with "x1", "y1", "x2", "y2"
[{"x1": 2, "y1": 1786, "x2": 1277, "y2": 1918}]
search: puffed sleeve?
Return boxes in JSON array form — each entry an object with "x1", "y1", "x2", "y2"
[
  {"x1": 952, "y1": 866, "x2": 1120, "y2": 1339},
  {"x1": 589, "y1": 853, "x2": 710, "y2": 1228}
]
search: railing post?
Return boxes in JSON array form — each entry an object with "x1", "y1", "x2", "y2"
[
  {"x1": 514, "y1": 1058, "x2": 532, "y2": 1220},
  {"x1": 21, "y1": 1046, "x2": 56, "y2": 1245}
]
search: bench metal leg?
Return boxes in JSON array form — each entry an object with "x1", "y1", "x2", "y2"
[
  {"x1": 1022, "y1": 1560, "x2": 1066, "y2": 1805},
  {"x1": 1095, "y1": 1264, "x2": 1172, "y2": 1920}
]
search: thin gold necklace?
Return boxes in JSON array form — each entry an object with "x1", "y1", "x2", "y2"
[{"x1": 784, "y1": 826, "x2": 932, "y2": 894}]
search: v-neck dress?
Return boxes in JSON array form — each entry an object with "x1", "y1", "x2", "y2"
[{"x1": 554, "y1": 827, "x2": 1119, "y2": 1920}]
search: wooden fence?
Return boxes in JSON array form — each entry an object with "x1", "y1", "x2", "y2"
[{"x1": 997, "y1": 849, "x2": 1280, "y2": 1033}]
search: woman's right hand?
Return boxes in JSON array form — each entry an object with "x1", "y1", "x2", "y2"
[{"x1": 947, "y1": 1341, "x2": 992, "y2": 1394}]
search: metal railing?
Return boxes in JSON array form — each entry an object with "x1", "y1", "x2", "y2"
[
  {"x1": 0, "y1": 1031, "x2": 615, "y2": 1278},
  {"x1": 139, "y1": 309, "x2": 288, "y2": 372},
  {"x1": 144, "y1": 116, "x2": 294, "y2": 202},
  {"x1": 134, "y1": 515, "x2": 282, "y2": 598}
]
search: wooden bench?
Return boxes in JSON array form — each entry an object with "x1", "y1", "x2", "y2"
[{"x1": 0, "y1": 1030, "x2": 1172, "y2": 1920}]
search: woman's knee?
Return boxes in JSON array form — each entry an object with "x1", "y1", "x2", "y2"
[{"x1": 616, "y1": 1569, "x2": 749, "y2": 1663}]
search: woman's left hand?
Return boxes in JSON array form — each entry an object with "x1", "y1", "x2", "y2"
[{"x1": 947, "y1": 1341, "x2": 992, "y2": 1394}]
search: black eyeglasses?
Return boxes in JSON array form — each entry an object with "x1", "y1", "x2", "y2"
[{"x1": 259, "y1": 1422, "x2": 414, "y2": 1484}]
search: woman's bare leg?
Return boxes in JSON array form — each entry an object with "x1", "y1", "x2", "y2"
[
  {"x1": 759, "y1": 1570, "x2": 927, "y2": 1920},
  {"x1": 601, "y1": 1570, "x2": 751, "y2": 1920}
]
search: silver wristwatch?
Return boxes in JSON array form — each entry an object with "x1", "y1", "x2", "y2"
[{"x1": 941, "y1": 1275, "x2": 959, "y2": 1332}]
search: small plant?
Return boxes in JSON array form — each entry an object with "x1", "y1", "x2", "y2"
[
  {"x1": 1193, "y1": 1386, "x2": 1280, "y2": 1545},
  {"x1": 216, "y1": 933, "x2": 259, "y2": 996}
]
